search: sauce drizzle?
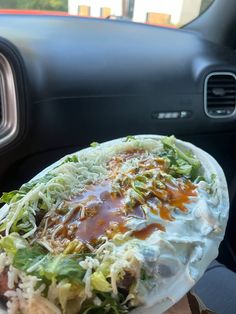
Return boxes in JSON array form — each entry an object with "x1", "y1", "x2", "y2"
[
  {"x1": 132, "y1": 223, "x2": 165, "y2": 240},
  {"x1": 39, "y1": 152, "x2": 197, "y2": 248}
]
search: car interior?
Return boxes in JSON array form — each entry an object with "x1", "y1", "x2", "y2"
[{"x1": 0, "y1": 0, "x2": 236, "y2": 279}]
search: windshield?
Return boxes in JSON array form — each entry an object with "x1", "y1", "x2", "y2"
[{"x1": 0, "y1": 0, "x2": 214, "y2": 28}]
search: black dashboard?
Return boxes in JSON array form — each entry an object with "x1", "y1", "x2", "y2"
[{"x1": 0, "y1": 15, "x2": 236, "y2": 194}]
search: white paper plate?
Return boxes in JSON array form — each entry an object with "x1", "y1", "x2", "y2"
[{"x1": 0, "y1": 135, "x2": 229, "y2": 314}]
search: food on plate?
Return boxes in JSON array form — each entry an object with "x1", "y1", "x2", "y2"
[{"x1": 0, "y1": 135, "x2": 229, "y2": 314}]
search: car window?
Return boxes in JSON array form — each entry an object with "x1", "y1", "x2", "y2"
[{"x1": 0, "y1": 0, "x2": 214, "y2": 28}]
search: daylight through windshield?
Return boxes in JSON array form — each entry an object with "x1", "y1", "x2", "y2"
[{"x1": 0, "y1": 0, "x2": 214, "y2": 28}]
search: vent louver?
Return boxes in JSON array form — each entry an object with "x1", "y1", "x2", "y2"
[{"x1": 204, "y1": 72, "x2": 236, "y2": 118}]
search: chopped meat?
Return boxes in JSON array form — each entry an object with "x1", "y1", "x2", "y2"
[
  {"x1": 0, "y1": 268, "x2": 9, "y2": 306},
  {"x1": 118, "y1": 271, "x2": 135, "y2": 290}
]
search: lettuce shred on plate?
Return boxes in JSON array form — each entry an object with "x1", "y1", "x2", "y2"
[{"x1": 0, "y1": 136, "x2": 217, "y2": 314}]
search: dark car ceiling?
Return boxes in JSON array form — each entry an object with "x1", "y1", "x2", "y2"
[{"x1": 0, "y1": 13, "x2": 236, "y2": 269}]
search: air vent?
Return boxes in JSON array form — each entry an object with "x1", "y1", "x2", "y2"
[{"x1": 204, "y1": 72, "x2": 236, "y2": 118}]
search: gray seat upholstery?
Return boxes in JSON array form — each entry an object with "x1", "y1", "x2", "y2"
[{"x1": 194, "y1": 261, "x2": 236, "y2": 314}]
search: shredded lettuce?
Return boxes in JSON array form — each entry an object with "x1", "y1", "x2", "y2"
[
  {"x1": 81, "y1": 293, "x2": 127, "y2": 314},
  {"x1": 124, "y1": 135, "x2": 136, "y2": 142},
  {"x1": 90, "y1": 142, "x2": 100, "y2": 148},
  {"x1": 0, "y1": 154, "x2": 79, "y2": 207},
  {"x1": 0, "y1": 153, "x2": 106, "y2": 237},
  {"x1": 204, "y1": 173, "x2": 217, "y2": 194},
  {"x1": 13, "y1": 246, "x2": 85, "y2": 285},
  {"x1": 97, "y1": 259, "x2": 113, "y2": 278},
  {"x1": 1, "y1": 174, "x2": 55, "y2": 203},
  {"x1": 0, "y1": 190, "x2": 22, "y2": 204},
  {"x1": 56, "y1": 281, "x2": 79, "y2": 313},
  {"x1": 194, "y1": 176, "x2": 206, "y2": 184},
  {"x1": 0, "y1": 233, "x2": 28, "y2": 254},
  {"x1": 0, "y1": 174, "x2": 54, "y2": 215},
  {"x1": 13, "y1": 245, "x2": 46, "y2": 270},
  {"x1": 161, "y1": 136, "x2": 201, "y2": 179},
  {"x1": 61, "y1": 155, "x2": 79, "y2": 163},
  {"x1": 91, "y1": 271, "x2": 112, "y2": 292}
]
